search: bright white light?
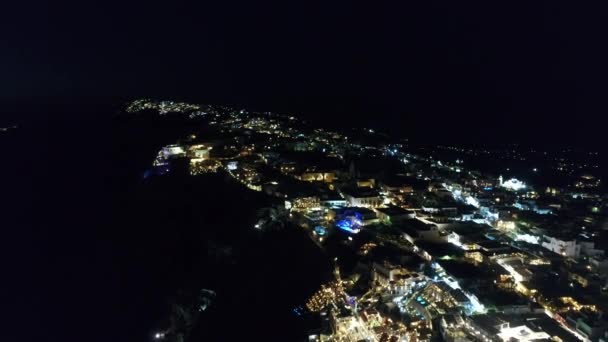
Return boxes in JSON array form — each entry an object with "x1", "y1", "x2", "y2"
[
  {"x1": 448, "y1": 233, "x2": 463, "y2": 248},
  {"x1": 498, "y1": 325, "x2": 549, "y2": 341},
  {"x1": 501, "y1": 178, "x2": 526, "y2": 191},
  {"x1": 444, "y1": 277, "x2": 461, "y2": 290},
  {"x1": 465, "y1": 196, "x2": 479, "y2": 208},
  {"x1": 227, "y1": 161, "x2": 238, "y2": 170},
  {"x1": 467, "y1": 294, "x2": 486, "y2": 314},
  {"x1": 514, "y1": 233, "x2": 539, "y2": 244}
]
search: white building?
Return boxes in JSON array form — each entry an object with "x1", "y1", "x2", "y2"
[
  {"x1": 580, "y1": 240, "x2": 604, "y2": 257},
  {"x1": 497, "y1": 325, "x2": 550, "y2": 341},
  {"x1": 321, "y1": 198, "x2": 348, "y2": 208},
  {"x1": 542, "y1": 236, "x2": 581, "y2": 258},
  {"x1": 341, "y1": 189, "x2": 382, "y2": 208},
  {"x1": 190, "y1": 144, "x2": 212, "y2": 159},
  {"x1": 500, "y1": 177, "x2": 526, "y2": 191},
  {"x1": 162, "y1": 145, "x2": 186, "y2": 157}
]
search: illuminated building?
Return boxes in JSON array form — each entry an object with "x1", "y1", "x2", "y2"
[
  {"x1": 340, "y1": 188, "x2": 382, "y2": 208},
  {"x1": 500, "y1": 177, "x2": 527, "y2": 191},
  {"x1": 226, "y1": 161, "x2": 238, "y2": 170},
  {"x1": 515, "y1": 281, "x2": 537, "y2": 296},
  {"x1": 545, "y1": 186, "x2": 560, "y2": 196},
  {"x1": 424, "y1": 281, "x2": 471, "y2": 312},
  {"x1": 292, "y1": 196, "x2": 322, "y2": 211},
  {"x1": 514, "y1": 200, "x2": 554, "y2": 215},
  {"x1": 398, "y1": 219, "x2": 444, "y2": 243},
  {"x1": 372, "y1": 261, "x2": 421, "y2": 286},
  {"x1": 335, "y1": 212, "x2": 363, "y2": 233},
  {"x1": 421, "y1": 203, "x2": 458, "y2": 216},
  {"x1": 329, "y1": 310, "x2": 372, "y2": 342},
  {"x1": 466, "y1": 314, "x2": 510, "y2": 341},
  {"x1": 162, "y1": 144, "x2": 186, "y2": 157},
  {"x1": 569, "y1": 272, "x2": 589, "y2": 288},
  {"x1": 329, "y1": 207, "x2": 379, "y2": 227},
  {"x1": 497, "y1": 325, "x2": 550, "y2": 341},
  {"x1": 279, "y1": 162, "x2": 297, "y2": 174},
  {"x1": 496, "y1": 257, "x2": 533, "y2": 282},
  {"x1": 321, "y1": 198, "x2": 348, "y2": 207},
  {"x1": 189, "y1": 144, "x2": 212, "y2": 160},
  {"x1": 356, "y1": 178, "x2": 375, "y2": 188},
  {"x1": 496, "y1": 220, "x2": 516, "y2": 231},
  {"x1": 440, "y1": 314, "x2": 469, "y2": 342},
  {"x1": 298, "y1": 172, "x2": 336, "y2": 183},
  {"x1": 188, "y1": 144, "x2": 216, "y2": 174},
  {"x1": 541, "y1": 236, "x2": 581, "y2": 258},
  {"x1": 189, "y1": 159, "x2": 221, "y2": 174},
  {"x1": 514, "y1": 233, "x2": 540, "y2": 244},
  {"x1": 561, "y1": 308, "x2": 606, "y2": 340},
  {"x1": 465, "y1": 251, "x2": 484, "y2": 263},
  {"x1": 374, "y1": 206, "x2": 416, "y2": 224},
  {"x1": 300, "y1": 212, "x2": 327, "y2": 233},
  {"x1": 574, "y1": 174, "x2": 601, "y2": 189}
]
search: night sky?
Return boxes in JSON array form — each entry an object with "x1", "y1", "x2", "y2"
[{"x1": 3, "y1": 1, "x2": 608, "y2": 143}]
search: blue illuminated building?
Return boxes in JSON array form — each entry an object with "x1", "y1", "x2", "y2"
[{"x1": 336, "y1": 211, "x2": 363, "y2": 233}]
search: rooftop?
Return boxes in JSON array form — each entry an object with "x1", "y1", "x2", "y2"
[
  {"x1": 375, "y1": 206, "x2": 414, "y2": 217},
  {"x1": 341, "y1": 187, "x2": 380, "y2": 198}
]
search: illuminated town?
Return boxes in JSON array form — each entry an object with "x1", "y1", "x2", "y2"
[{"x1": 130, "y1": 99, "x2": 607, "y2": 342}]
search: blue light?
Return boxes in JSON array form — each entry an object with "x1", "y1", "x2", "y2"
[
  {"x1": 336, "y1": 220, "x2": 351, "y2": 229},
  {"x1": 314, "y1": 226, "x2": 327, "y2": 236},
  {"x1": 336, "y1": 212, "x2": 363, "y2": 233},
  {"x1": 337, "y1": 220, "x2": 359, "y2": 233}
]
